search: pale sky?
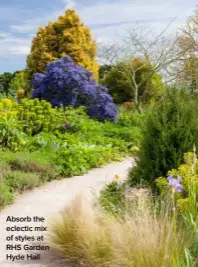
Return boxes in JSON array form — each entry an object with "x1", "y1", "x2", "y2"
[{"x1": 0, "y1": 0, "x2": 197, "y2": 73}]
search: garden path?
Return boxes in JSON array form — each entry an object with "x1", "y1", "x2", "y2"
[{"x1": 0, "y1": 157, "x2": 133, "y2": 267}]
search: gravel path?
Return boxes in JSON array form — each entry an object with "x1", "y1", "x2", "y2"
[{"x1": 0, "y1": 157, "x2": 133, "y2": 267}]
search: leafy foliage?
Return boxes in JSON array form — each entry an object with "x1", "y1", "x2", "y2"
[
  {"x1": 4, "y1": 171, "x2": 40, "y2": 192},
  {"x1": 9, "y1": 71, "x2": 28, "y2": 98},
  {"x1": 0, "y1": 151, "x2": 58, "y2": 180},
  {"x1": 0, "y1": 183, "x2": 14, "y2": 209},
  {"x1": 0, "y1": 72, "x2": 15, "y2": 98},
  {"x1": 99, "y1": 64, "x2": 113, "y2": 81},
  {"x1": 0, "y1": 98, "x2": 67, "y2": 137},
  {"x1": 102, "y1": 58, "x2": 164, "y2": 105},
  {"x1": 156, "y1": 150, "x2": 198, "y2": 264},
  {"x1": 99, "y1": 181, "x2": 126, "y2": 215},
  {"x1": 17, "y1": 98, "x2": 65, "y2": 135},
  {"x1": 156, "y1": 152, "x2": 198, "y2": 214},
  {"x1": 52, "y1": 145, "x2": 116, "y2": 176},
  {"x1": 31, "y1": 56, "x2": 118, "y2": 121},
  {"x1": 27, "y1": 9, "x2": 99, "y2": 80},
  {"x1": 0, "y1": 98, "x2": 24, "y2": 150},
  {"x1": 0, "y1": 117, "x2": 24, "y2": 151},
  {"x1": 0, "y1": 99, "x2": 141, "y2": 209}
]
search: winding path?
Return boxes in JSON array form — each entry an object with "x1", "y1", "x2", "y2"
[{"x1": 0, "y1": 157, "x2": 133, "y2": 267}]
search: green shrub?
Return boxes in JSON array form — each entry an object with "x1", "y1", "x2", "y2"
[
  {"x1": 128, "y1": 89, "x2": 198, "y2": 190},
  {"x1": 4, "y1": 171, "x2": 40, "y2": 191},
  {"x1": 0, "y1": 162, "x2": 10, "y2": 172},
  {"x1": 102, "y1": 58, "x2": 164, "y2": 105},
  {"x1": 0, "y1": 116, "x2": 26, "y2": 151},
  {"x1": 60, "y1": 107, "x2": 142, "y2": 154},
  {"x1": 53, "y1": 145, "x2": 118, "y2": 177},
  {"x1": 99, "y1": 181, "x2": 126, "y2": 215},
  {"x1": 1, "y1": 151, "x2": 48, "y2": 168},
  {"x1": 117, "y1": 108, "x2": 146, "y2": 128},
  {"x1": 0, "y1": 98, "x2": 142, "y2": 209},
  {"x1": 0, "y1": 98, "x2": 68, "y2": 137},
  {"x1": 9, "y1": 71, "x2": 29, "y2": 92},
  {"x1": 0, "y1": 183, "x2": 14, "y2": 208},
  {"x1": 104, "y1": 121, "x2": 141, "y2": 145},
  {"x1": 156, "y1": 152, "x2": 198, "y2": 212},
  {"x1": 0, "y1": 151, "x2": 58, "y2": 181},
  {"x1": 17, "y1": 98, "x2": 65, "y2": 135},
  {"x1": 0, "y1": 98, "x2": 141, "y2": 156},
  {"x1": 24, "y1": 132, "x2": 62, "y2": 153},
  {"x1": 156, "y1": 150, "x2": 198, "y2": 264}
]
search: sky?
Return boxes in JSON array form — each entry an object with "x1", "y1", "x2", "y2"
[{"x1": 0, "y1": 0, "x2": 197, "y2": 74}]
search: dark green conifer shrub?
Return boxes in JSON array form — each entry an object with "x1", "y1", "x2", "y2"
[{"x1": 128, "y1": 88, "x2": 198, "y2": 190}]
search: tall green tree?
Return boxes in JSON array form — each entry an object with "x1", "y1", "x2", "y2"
[
  {"x1": 102, "y1": 57, "x2": 164, "y2": 109},
  {"x1": 0, "y1": 72, "x2": 14, "y2": 97},
  {"x1": 99, "y1": 65, "x2": 113, "y2": 81},
  {"x1": 9, "y1": 71, "x2": 28, "y2": 92}
]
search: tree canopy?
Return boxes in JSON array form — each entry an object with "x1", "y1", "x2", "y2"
[
  {"x1": 27, "y1": 9, "x2": 99, "y2": 80},
  {"x1": 102, "y1": 57, "x2": 164, "y2": 106},
  {"x1": 0, "y1": 72, "x2": 14, "y2": 97},
  {"x1": 9, "y1": 71, "x2": 28, "y2": 91}
]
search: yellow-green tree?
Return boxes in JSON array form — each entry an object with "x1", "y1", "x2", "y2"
[
  {"x1": 102, "y1": 57, "x2": 164, "y2": 110},
  {"x1": 9, "y1": 71, "x2": 28, "y2": 91},
  {"x1": 26, "y1": 9, "x2": 99, "y2": 80}
]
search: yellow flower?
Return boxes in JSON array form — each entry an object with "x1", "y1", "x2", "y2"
[
  {"x1": 114, "y1": 174, "x2": 120, "y2": 181},
  {"x1": 2, "y1": 98, "x2": 12, "y2": 108}
]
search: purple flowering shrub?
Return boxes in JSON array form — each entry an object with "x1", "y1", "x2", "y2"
[{"x1": 31, "y1": 56, "x2": 118, "y2": 121}]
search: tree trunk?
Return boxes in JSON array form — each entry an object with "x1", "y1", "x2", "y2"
[{"x1": 133, "y1": 86, "x2": 142, "y2": 113}]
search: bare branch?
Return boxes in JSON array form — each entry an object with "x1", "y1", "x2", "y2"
[{"x1": 97, "y1": 19, "x2": 188, "y2": 111}]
